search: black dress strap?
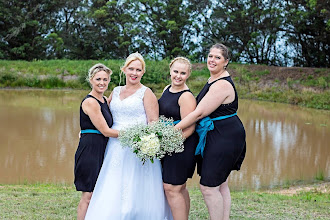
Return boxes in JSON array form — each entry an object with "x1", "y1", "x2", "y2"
[
  {"x1": 167, "y1": 85, "x2": 191, "y2": 94},
  {"x1": 209, "y1": 76, "x2": 230, "y2": 85},
  {"x1": 86, "y1": 94, "x2": 106, "y2": 104}
]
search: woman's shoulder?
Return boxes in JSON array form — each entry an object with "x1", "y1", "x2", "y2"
[
  {"x1": 209, "y1": 77, "x2": 235, "y2": 96},
  {"x1": 163, "y1": 84, "x2": 170, "y2": 92},
  {"x1": 81, "y1": 96, "x2": 100, "y2": 111},
  {"x1": 139, "y1": 84, "x2": 149, "y2": 93},
  {"x1": 113, "y1": 86, "x2": 122, "y2": 91},
  {"x1": 211, "y1": 77, "x2": 233, "y2": 88},
  {"x1": 179, "y1": 89, "x2": 195, "y2": 102},
  {"x1": 111, "y1": 86, "x2": 122, "y2": 95},
  {"x1": 140, "y1": 85, "x2": 156, "y2": 99}
]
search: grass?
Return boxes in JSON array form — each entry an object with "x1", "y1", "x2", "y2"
[
  {"x1": 0, "y1": 60, "x2": 329, "y2": 110},
  {"x1": 0, "y1": 182, "x2": 329, "y2": 219}
]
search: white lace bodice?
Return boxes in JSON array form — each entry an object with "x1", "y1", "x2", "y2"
[{"x1": 110, "y1": 86, "x2": 148, "y2": 129}]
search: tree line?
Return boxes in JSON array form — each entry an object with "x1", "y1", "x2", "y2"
[{"x1": 0, "y1": 0, "x2": 329, "y2": 67}]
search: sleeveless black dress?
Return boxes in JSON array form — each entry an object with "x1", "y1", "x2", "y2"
[
  {"x1": 74, "y1": 95, "x2": 113, "y2": 192},
  {"x1": 159, "y1": 86, "x2": 198, "y2": 185},
  {"x1": 196, "y1": 76, "x2": 246, "y2": 187}
]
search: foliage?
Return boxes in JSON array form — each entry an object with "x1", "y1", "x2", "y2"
[
  {"x1": 202, "y1": 0, "x2": 284, "y2": 65},
  {"x1": 131, "y1": 0, "x2": 210, "y2": 59},
  {"x1": 283, "y1": 0, "x2": 330, "y2": 67},
  {"x1": 0, "y1": 0, "x2": 328, "y2": 67}
]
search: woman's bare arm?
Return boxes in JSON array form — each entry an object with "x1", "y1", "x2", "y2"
[
  {"x1": 107, "y1": 91, "x2": 114, "y2": 105},
  {"x1": 143, "y1": 88, "x2": 159, "y2": 124},
  {"x1": 178, "y1": 92, "x2": 197, "y2": 138},
  {"x1": 82, "y1": 98, "x2": 119, "y2": 138}
]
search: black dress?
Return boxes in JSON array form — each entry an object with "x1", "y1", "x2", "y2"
[
  {"x1": 196, "y1": 76, "x2": 246, "y2": 187},
  {"x1": 158, "y1": 86, "x2": 198, "y2": 185},
  {"x1": 74, "y1": 95, "x2": 113, "y2": 192}
]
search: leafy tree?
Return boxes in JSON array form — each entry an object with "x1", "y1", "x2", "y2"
[
  {"x1": 0, "y1": 0, "x2": 59, "y2": 60},
  {"x1": 202, "y1": 0, "x2": 284, "y2": 65},
  {"x1": 131, "y1": 0, "x2": 210, "y2": 59},
  {"x1": 88, "y1": 0, "x2": 137, "y2": 59},
  {"x1": 54, "y1": 0, "x2": 99, "y2": 59},
  {"x1": 283, "y1": 0, "x2": 330, "y2": 67}
]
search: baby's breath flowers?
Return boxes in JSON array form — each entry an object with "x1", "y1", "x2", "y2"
[{"x1": 119, "y1": 116, "x2": 185, "y2": 164}]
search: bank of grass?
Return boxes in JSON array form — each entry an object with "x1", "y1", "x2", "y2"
[
  {"x1": 0, "y1": 60, "x2": 329, "y2": 110},
  {"x1": 0, "y1": 181, "x2": 329, "y2": 219}
]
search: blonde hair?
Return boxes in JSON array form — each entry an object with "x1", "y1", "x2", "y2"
[
  {"x1": 86, "y1": 63, "x2": 112, "y2": 83},
  {"x1": 119, "y1": 52, "x2": 146, "y2": 85},
  {"x1": 169, "y1": 57, "x2": 192, "y2": 75}
]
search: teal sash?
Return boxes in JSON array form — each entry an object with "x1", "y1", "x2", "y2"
[
  {"x1": 80, "y1": 129, "x2": 101, "y2": 134},
  {"x1": 195, "y1": 113, "x2": 237, "y2": 157}
]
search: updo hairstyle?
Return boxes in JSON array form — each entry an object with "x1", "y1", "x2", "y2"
[
  {"x1": 86, "y1": 63, "x2": 112, "y2": 83},
  {"x1": 169, "y1": 57, "x2": 192, "y2": 75},
  {"x1": 120, "y1": 52, "x2": 146, "y2": 73},
  {"x1": 119, "y1": 52, "x2": 145, "y2": 85},
  {"x1": 210, "y1": 43, "x2": 230, "y2": 69}
]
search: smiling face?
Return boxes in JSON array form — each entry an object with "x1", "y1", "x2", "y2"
[
  {"x1": 207, "y1": 48, "x2": 229, "y2": 74},
  {"x1": 89, "y1": 70, "x2": 110, "y2": 94},
  {"x1": 124, "y1": 59, "x2": 144, "y2": 85},
  {"x1": 170, "y1": 61, "x2": 190, "y2": 87}
]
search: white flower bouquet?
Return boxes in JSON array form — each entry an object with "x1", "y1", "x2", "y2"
[{"x1": 119, "y1": 116, "x2": 185, "y2": 164}]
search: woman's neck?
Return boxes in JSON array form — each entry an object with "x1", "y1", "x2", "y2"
[
  {"x1": 89, "y1": 90, "x2": 104, "y2": 102},
  {"x1": 124, "y1": 82, "x2": 142, "y2": 91},
  {"x1": 209, "y1": 70, "x2": 228, "y2": 83},
  {"x1": 170, "y1": 83, "x2": 188, "y2": 93}
]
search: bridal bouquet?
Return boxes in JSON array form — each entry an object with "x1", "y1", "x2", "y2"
[{"x1": 119, "y1": 116, "x2": 185, "y2": 164}]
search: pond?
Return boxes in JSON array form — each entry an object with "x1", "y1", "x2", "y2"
[{"x1": 0, "y1": 89, "x2": 329, "y2": 190}]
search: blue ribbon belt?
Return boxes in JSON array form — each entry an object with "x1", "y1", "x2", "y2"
[
  {"x1": 80, "y1": 129, "x2": 102, "y2": 134},
  {"x1": 173, "y1": 120, "x2": 180, "y2": 125},
  {"x1": 195, "y1": 113, "x2": 237, "y2": 157}
]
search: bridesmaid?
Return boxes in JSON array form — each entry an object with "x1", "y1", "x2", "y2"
[
  {"x1": 174, "y1": 43, "x2": 246, "y2": 220},
  {"x1": 158, "y1": 57, "x2": 198, "y2": 220},
  {"x1": 74, "y1": 63, "x2": 119, "y2": 220}
]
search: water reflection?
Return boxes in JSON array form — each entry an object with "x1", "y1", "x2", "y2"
[
  {"x1": 234, "y1": 100, "x2": 329, "y2": 190},
  {"x1": 0, "y1": 89, "x2": 329, "y2": 190}
]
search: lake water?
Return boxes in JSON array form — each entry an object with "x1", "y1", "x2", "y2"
[{"x1": 0, "y1": 89, "x2": 329, "y2": 190}]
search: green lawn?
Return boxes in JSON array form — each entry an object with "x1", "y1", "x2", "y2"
[{"x1": 0, "y1": 182, "x2": 329, "y2": 219}]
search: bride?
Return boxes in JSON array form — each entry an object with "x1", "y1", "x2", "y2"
[{"x1": 85, "y1": 52, "x2": 173, "y2": 220}]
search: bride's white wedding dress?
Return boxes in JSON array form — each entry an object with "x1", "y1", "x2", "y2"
[{"x1": 85, "y1": 86, "x2": 173, "y2": 220}]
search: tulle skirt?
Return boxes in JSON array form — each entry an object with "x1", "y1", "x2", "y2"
[{"x1": 85, "y1": 137, "x2": 173, "y2": 220}]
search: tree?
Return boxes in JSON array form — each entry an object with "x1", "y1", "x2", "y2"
[
  {"x1": 88, "y1": 0, "x2": 137, "y2": 59},
  {"x1": 202, "y1": 0, "x2": 284, "y2": 65},
  {"x1": 131, "y1": 0, "x2": 211, "y2": 59},
  {"x1": 283, "y1": 0, "x2": 330, "y2": 67},
  {"x1": 0, "y1": 0, "x2": 59, "y2": 60}
]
